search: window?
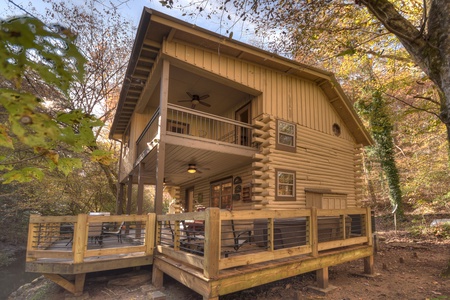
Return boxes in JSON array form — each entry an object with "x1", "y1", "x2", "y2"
[
  {"x1": 276, "y1": 120, "x2": 296, "y2": 152},
  {"x1": 210, "y1": 177, "x2": 233, "y2": 209},
  {"x1": 332, "y1": 123, "x2": 341, "y2": 136},
  {"x1": 167, "y1": 119, "x2": 190, "y2": 134},
  {"x1": 276, "y1": 169, "x2": 296, "y2": 201}
]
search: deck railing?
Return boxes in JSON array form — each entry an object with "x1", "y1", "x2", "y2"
[
  {"x1": 156, "y1": 207, "x2": 372, "y2": 279},
  {"x1": 26, "y1": 214, "x2": 155, "y2": 264},
  {"x1": 135, "y1": 104, "x2": 256, "y2": 159}
]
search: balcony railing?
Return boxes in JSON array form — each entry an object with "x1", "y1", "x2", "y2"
[
  {"x1": 26, "y1": 214, "x2": 155, "y2": 264},
  {"x1": 135, "y1": 104, "x2": 256, "y2": 159}
]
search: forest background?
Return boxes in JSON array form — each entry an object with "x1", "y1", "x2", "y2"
[{"x1": 0, "y1": 0, "x2": 449, "y2": 268}]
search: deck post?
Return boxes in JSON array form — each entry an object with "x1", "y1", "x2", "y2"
[
  {"x1": 204, "y1": 207, "x2": 220, "y2": 278},
  {"x1": 311, "y1": 207, "x2": 318, "y2": 257},
  {"x1": 316, "y1": 267, "x2": 329, "y2": 289},
  {"x1": 364, "y1": 255, "x2": 375, "y2": 275},
  {"x1": 126, "y1": 176, "x2": 133, "y2": 234},
  {"x1": 116, "y1": 183, "x2": 124, "y2": 215},
  {"x1": 74, "y1": 273, "x2": 87, "y2": 296},
  {"x1": 136, "y1": 163, "x2": 145, "y2": 238},
  {"x1": 155, "y1": 59, "x2": 170, "y2": 216},
  {"x1": 73, "y1": 214, "x2": 88, "y2": 264},
  {"x1": 364, "y1": 207, "x2": 374, "y2": 275},
  {"x1": 365, "y1": 207, "x2": 373, "y2": 246},
  {"x1": 26, "y1": 215, "x2": 38, "y2": 262},
  {"x1": 145, "y1": 213, "x2": 156, "y2": 255},
  {"x1": 152, "y1": 265, "x2": 164, "y2": 289}
]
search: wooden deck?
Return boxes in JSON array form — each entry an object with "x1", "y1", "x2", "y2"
[
  {"x1": 26, "y1": 214, "x2": 155, "y2": 295},
  {"x1": 25, "y1": 208, "x2": 374, "y2": 298},
  {"x1": 153, "y1": 207, "x2": 374, "y2": 300}
]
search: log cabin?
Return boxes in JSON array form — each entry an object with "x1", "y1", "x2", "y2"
[
  {"x1": 25, "y1": 8, "x2": 375, "y2": 299},
  {"x1": 110, "y1": 9, "x2": 372, "y2": 299}
]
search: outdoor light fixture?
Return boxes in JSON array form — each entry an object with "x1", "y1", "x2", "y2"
[{"x1": 187, "y1": 164, "x2": 197, "y2": 174}]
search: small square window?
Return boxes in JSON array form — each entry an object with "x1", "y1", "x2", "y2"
[
  {"x1": 276, "y1": 169, "x2": 296, "y2": 201},
  {"x1": 276, "y1": 120, "x2": 296, "y2": 152}
]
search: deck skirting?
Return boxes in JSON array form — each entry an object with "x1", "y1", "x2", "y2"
[{"x1": 153, "y1": 244, "x2": 373, "y2": 299}]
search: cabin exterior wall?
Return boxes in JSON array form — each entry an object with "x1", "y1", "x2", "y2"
[{"x1": 161, "y1": 39, "x2": 362, "y2": 210}]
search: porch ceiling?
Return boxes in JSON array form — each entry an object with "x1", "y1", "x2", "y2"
[{"x1": 131, "y1": 143, "x2": 254, "y2": 186}]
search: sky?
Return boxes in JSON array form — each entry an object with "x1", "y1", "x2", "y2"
[{"x1": 0, "y1": 0, "x2": 257, "y2": 43}]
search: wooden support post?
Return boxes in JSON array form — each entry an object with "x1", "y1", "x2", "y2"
[
  {"x1": 268, "y1": 218, "x2": 274, "y2": 251},
  {"x1": 73, "y1": 214, "x2": 87, "y2": 264},
  {"x1": 155, "y1": 59, "x2": 170, "y2": 216},
  {"x1": 126, "y1": 175, "x2": 133, "y2": 215},
  {"x1": 116, "y1": 183, "x2": 124, "y2": 215},
  {"x1": 26, "y1": 216, "x2": 38, "y2": 262},
  {"x1": 342, "y1": 214, "x2": 346, "y2": 239},
  {"x1": 136, "y1": 163, "x2": 145, "y2": 239},
  {"x1": 74, "y1": 273, "x2": 86, "y2": 296},
  {"x1": 137, "y1": 163, "x2": 145, "y2": 215},
  {"x1": 152, "y1": 265, "x2": 164, "y2": 289},
  {"x1": 316, "y1": 267, "x2": 329, "y2": 289},
  {"x1": 204, "y1": 208, "x2": 220, "y2": 279},
  {"x1": 145, "y1": 213, "x2": 156, "y2": 255},
  {"x1": 126, "y1": 176, "x2": 133, "y2": 234},
  {"x1": 364, "y1": 255, "x2": 375, "y2": 275},
  {"x1": 311, "y1": 207, "x2": 318, "y2": 257},
  {"x1": 365, "y1": 207, "x2": 373, "y2": 246},
  {"x1": 364, "y1": 208, "x2": 375, "y2": 275}
]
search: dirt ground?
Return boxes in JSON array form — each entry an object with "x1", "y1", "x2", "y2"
[{"x1": 9, "y1": 228, "x2": 450, "y2": 300}]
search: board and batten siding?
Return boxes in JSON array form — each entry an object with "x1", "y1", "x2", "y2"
[
  {"x1": 119, "y1": 108, "x2": 156, "y2": 183},
  {"x1": 163, "y1": 39, "x2": 354, "y2": 143},
  {"x1": 179, "y1": 166, "x2": 253, "y2": 211}
]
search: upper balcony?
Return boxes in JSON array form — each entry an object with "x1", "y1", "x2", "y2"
[{"x1": 132, "y1": 103, "x2": 258, "y2": 186}]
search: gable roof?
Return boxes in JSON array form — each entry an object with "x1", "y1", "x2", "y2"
[{"x1": 110, "y1": 8, "x2": 372, "y2": 146}]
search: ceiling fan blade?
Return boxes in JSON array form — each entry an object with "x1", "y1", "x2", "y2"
[
  {"x1": 199, "y1": 101, "x2": 211, "y2": 107},
  {"x1": 186, "y1": 92, "x2": 193, "y2": 98},
  {"x1": 199, "y1": 94, "x2": 210, "y2": 100},
  {"x1": 178, "y1": 99, "x2": 192, "y2": 102}
]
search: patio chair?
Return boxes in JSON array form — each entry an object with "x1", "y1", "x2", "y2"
[
  {"x1": 87, "y1": 222, "x2": 103, "y2": 246},
  {"x1": 103, "y1": 221, "x2": 125, "y2": 243},
  {"x1": 231, "y1": 219, "x2": 252, "y2": 251}
]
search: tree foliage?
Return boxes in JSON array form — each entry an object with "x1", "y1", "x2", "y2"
[
  {"x1": 161, "y1": 0, "x2": 450, "y2": 146},
  {"x1": 357, "y1": 91, "x2": 403, "y2": 216},
  {"x1": 0, "y1": 16, "x2": 103, "y2": 183}
]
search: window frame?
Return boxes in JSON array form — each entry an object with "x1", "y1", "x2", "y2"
[
  {"x1": 275, "y1": 169, "x2": 296, "y2": 201},
  {"x1": 167, "y1": 119, "x2": 190, "y2": 134},
  {"x1": 210, "y1": 176, "x2": 233, "y2": 209},
  {"x1": 276, "y1": 119, "x2": 296, "y2": 152}
]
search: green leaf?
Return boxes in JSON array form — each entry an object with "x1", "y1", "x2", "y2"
[
  {"x1": 2, "y1": 167, "x2": 44, "y2": 184},
  {"x1": 56, "y1": 157, "x2": 82, "y2": 176},
  {"x1": 0, "y1": 16, "x2": 86, "y2": 93},
  {"x1": 91, "y1": 149, "x2": 114, "y2": 165},
  {"x1": 0, "y1": 124, "x2": 14, "y2": 149}
]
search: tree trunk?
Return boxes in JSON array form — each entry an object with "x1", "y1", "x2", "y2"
[{"x1": 362, "y1": 0, "x2": 450, "y2": 145}]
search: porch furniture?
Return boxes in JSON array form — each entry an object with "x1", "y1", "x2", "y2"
[
  {"x1": 60, "y1": 224, "x2": 74, "y2": 246},
  {"x1": 103, "y1": 221, "x2": 125, "y2": 243},
  {"x1": 87, "y1": 222, "x2": 103, "y2": 246},
  {"x1": 183, "y1": 220, "x2": 205, "y2": 254},
  {"x1": 230, "y1": 219, "x2": 252, "y2": 251}
]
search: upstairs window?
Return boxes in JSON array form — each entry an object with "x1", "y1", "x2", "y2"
[
  {"x1": 276, "y1": 120, "x2": 296, "y2": 152},
  {"x1": 276, "y1": 169, "x2": 296, "y2": 201}
]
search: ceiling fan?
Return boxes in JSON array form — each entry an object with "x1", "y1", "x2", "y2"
[{"x1": 178, "y1": 92, "x2": 211, "y2": 109}]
